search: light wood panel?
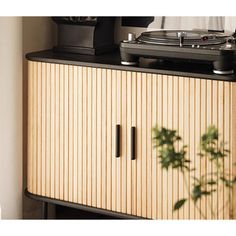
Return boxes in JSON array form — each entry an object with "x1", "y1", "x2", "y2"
[
  {"x1": 151, "y1": 74, "x2": 157, "y2": 219},
  {"x1": 131, "y1": 71, "x2": 137, "y2": 216},
  {"x1": 111, "y1": 69, "x2": 117, "y2": 211},
  {"x1": 28, "y1": 61, "x2": 236, "y2": 219},
  {"x1": 127, "y1": 71, "x2": 132, "y2": 214},
  {"x1": 106, "y1": 69, "x2": 112, "y2": 211},
  {"x1": 157, "y1": 74, "x2": 163, "y2": 219},
  {"x1": 91, "y1": 67, "x2": 97, "y2": 207},
  {"x1": 121, "y1": 71, "x2": 127, "y2": 213},
  {"x1": 136, "y1": 72, "x2": 142, "y2": 217}
]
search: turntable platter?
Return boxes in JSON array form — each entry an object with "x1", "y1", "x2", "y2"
[{"x1": 137, "y1": 30, "x2": 231, "y2": 46}]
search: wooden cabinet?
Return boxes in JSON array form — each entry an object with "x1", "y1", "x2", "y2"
[{"x1": 27, "y1": 61, "x2": 236, "y2": 219}]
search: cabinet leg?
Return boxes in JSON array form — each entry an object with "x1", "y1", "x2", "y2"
[{"x1": 42, "y1": 202, "x2": 48, "y2": 219}]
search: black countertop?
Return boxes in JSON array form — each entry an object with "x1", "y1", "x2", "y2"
[{"x1": 26, "y1": 49, "x2": 236, "y2": 82}]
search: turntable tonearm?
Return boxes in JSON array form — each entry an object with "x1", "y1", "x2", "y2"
[{"x1": 120, "y1": 30, "x2": 236, "y2": 74}]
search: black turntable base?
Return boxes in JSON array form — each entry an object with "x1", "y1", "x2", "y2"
[{"x1": 120, "y1": 30, "x2": 236, "y2": 74}]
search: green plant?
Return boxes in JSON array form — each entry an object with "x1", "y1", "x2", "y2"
[{"x1": 153, "y1": 125, "x2": 236, "y2": 219}]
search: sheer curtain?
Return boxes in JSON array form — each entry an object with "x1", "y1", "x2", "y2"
[{"x1": 148, "y1": 16, "x2": 235, "y2": 32}]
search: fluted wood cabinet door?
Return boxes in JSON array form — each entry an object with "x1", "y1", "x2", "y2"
[
  {"x1": 136, "y1": 74, "x2": 236, "y2": 219},
  {"x1": 27, "y1": 62, "x2": 115, "y2": 209},
  {"x1": 116, "y1": 72, "x2": 236, "y2": 219},
  {"x1": 28, "y1": 61, "x2": 236, "y2": 219}
]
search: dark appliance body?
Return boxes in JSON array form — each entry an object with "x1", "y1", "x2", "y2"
[
  {"x1": 120, "y1": 30, "x2": 236, "y2": 74},
  {"x1": 53, "y1": 17, "x2": 116, "y2": 55}
]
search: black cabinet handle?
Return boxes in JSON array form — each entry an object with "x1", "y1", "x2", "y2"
[
  {"x1": 131, "y1": 126, "x2": 136, "y2": 160},
  {"x1": 116, "y1": 125, "x2": 121, "y2": 157}
]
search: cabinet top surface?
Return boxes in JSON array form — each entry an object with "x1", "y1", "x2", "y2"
[{"x1": 26, "y1": 49, "x2": 236, "y2": 82}]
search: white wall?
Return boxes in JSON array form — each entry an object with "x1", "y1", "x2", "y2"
[
  {"x1": 0, "y1": 17, "x2": 23, "y2": 219},
  {"x1": 0, "y1": 16, "x2": 56, "y2": 219}
]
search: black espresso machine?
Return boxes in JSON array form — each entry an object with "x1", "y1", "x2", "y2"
[{"x1": 53, "y1": 17, "x2": 116, "y2": 55}]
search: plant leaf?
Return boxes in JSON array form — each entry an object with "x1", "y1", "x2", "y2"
[{"x1": 173, "y1": 199, "x2": 187, "y2": 211}]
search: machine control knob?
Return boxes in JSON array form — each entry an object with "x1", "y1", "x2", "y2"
[
  {"x1": 123, "y1": 33, "x2": 136, "y2": 43},
  {"x1": 128, "y1": 33, "x2": 136, "y2": 42},
  {"x1": 177, "y1": 32, "x2": 186, "y2": 47}
]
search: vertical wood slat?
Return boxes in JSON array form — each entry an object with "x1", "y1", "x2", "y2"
[
  {"x1": 59, "y1": 64, "x2": 64, "y2": 200},
  {"x1": 195, "y1": 79, "x2": 201, "y2": 219},
  {"x1": 116, "y1": 70, "x2": 122, "y2": 213},
  {"x1": 131, "y1": 72, "x2": 137, "y2": 216},
  {"x1": 230, "y1": 82, "x2": 233, "y2": 219},
  {"x1": 206, "y1": 80, "x2": 212, "y2": 219},
  {"x1": 106, "y1": 69, "x2": 112, "y2": 210},
  {"x1": 111, "y1": 70, "x2": 117, "y2": 211},
  {"x1": 224, "y1": 82, "x2": 230, "y2": 219},
  {"x1": 82, "y1": 67, "x2": 87, "y2": 205},
  {"x1": 45, "y1": 63, "x2": 51, "y2": 198},
  {"x1": 183, "y1": 77, "x2": 190, "y2": 219},
  {"x1": 55, "y1": 64, "x2": 60, "y2": 199},
  {"x1": 136, "y1": 72, "x2": 142, "y2": 216},
  {"x1": 27, "y1": 61, "x2": 33, "y2": 193},
  {"x1": 121, "y1": 71, "x2": 127, "y2": 213},
  {"x1": 87, "y1": 67, "x2": 92, "y2": 206},
  {"x1": 32, "y1": 61, "x2": 37, "y2": 194},
  {"x1": 231, "y1": 83, "x2": 236, "y2": 219},
  {"x1": 218, "y1": 81, "x2": 224, "y2": 219},
  {"x1": 212, "y1": 81, "x2": 218, "y2": 219},
  {"x1": 37, "y1": 62, "x2": 42, "y2": 196},
  {"x1": 78, "y1": 66, "x2": 83, "y2": 203},
  {"x1": 141, "y1": 73, "x2": 147, "y2": 218},
  {"x1": 72, "y1": 66, "x2": 78, "y2": 203},
  {"x1": 27, "y1": 61, "x2": 236, "y2": 219},
  {"x1": 63, "y1": 65, "x2": 69, "y2": 202},
  {"x1": 146, "y1": 74, "x2": 152, "y2": 219},
  {"x1": 200, "y1": 79, "x2": 206, "y2": 218},
  {"x1": 41, "y1": 63, "x2": 46, "y2": 197},
  {"x1": 101, "y1": 69, "x2": 107, "y2": 209},
  {"x1": 101, "y1": 69, "x2": 107, "y2": 208},
  {"x1": 96, "y1": 68, "x2": 102, "y2": 208},
  {"x1": 178, "y1": 76, "x2": 184, "y2": 219},
  {"x1": 162, "y1": 75, "x2": 168, "y2": 219},
  {"x1": 157, "y1": 74, "x2": 163, "y2": 219},
  {"x1": 201, "y1": 80, "x2": 206, "y2": 216},
  {"x1": 68, "y1": 65, "x2": 74, "y2": 202},
  {"x1": 167, "y1": 75, "x2": 173, "y2": 219},
  {"x1": 33, "y1": 61, "x2": 37, "y2": 195},
  {"x1": 173, "y1": 76, "x2": 179, "y2": 220},
  {"x1": 126, "y1": 71, "x2": 132, "y2": 214},
  {"x1": 189, "y1": 78, "x2": 195, "y2": 219},
  {"x1": 91, "y1": 68, "x2": 97, "y2": 207},
  {"x1": 50, "y1": 64, "x2": 55, "y2": 199},
  {"x1": 151, "y1": 74, "x2": 157, "y2": 219}
]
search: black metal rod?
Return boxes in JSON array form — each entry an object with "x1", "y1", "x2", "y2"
[
  {"x1": 116, "y1": 124, "x2": 121, "y2": 157},
  {"x1": 42, "y1": 202, "x2": 48, "y2": 219},
  {"x1": 131, "y1": 126, "x2": 136, "y2": 160}
]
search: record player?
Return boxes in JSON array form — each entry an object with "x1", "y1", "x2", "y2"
[{"x1": 120, "y1": 29, "x2": 236, "y2": 74}]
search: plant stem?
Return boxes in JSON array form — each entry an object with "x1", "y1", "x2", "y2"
[
  {"x1": 182, "y1": 171, "x2": 207, "y2": 219},
  {"x1": 207, "y1": 191, "x2": 216, "y2": 219}
]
